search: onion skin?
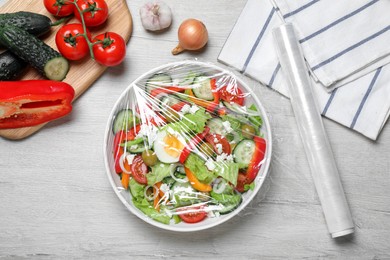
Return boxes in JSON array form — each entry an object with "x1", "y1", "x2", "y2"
[{"x1": 172, "y1": 19, "x2": 208, "y2": 55}]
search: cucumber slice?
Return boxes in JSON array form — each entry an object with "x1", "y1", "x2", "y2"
[
  {"x1": 44, "y1": 57, "x2": 70, "y2": 81},
  {"x1": 160, "y1": 95, "x2": 182, "y2": 108},
  {"x1": 179, "y1": 71, "x2": 198, "y2": 87},
  {"x1": 207, "y1": 118, "x2": 227, "y2": 136},
  {"x1": 112, "y1": 109, "x2": 137, "y2": 134},
  {"x1": 233, "y1": 139, "x2": 256, "y2": 167},
  {"x1": 145, "y1": 73, "x2": 172, "y2": 93},
  {"x1": 192, "y1": 76, "x2": 214, "y2": 101}
]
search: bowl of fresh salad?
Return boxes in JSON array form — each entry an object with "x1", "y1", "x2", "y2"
[{"x1": 103, "y1": 60, "x2": 272, "y2": 231}]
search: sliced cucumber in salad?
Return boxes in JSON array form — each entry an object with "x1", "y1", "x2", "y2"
[
  {"x1": 112, "y1": 109, "x2": 138, "y2": 134},
  {"x1": 145, "y1": 73, "x2": 172, "y2": 93},
  {"x1": 233, "y1": 139, "x2": 256, "y2": 168},
  {"x1": 207, "y1": 118, "x2": 227, "y2": 136},
  {"x1": 178, "y1": 71, "x2": 198, "y2": 87},
  {"x1": 192, "y1": 76, "x2": 214, "y2": 101}
]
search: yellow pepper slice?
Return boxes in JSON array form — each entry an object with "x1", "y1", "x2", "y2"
[{"x1": 184, "y1": 167, "x2": 212, "y2": 192}]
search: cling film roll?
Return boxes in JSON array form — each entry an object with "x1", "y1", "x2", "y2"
[
  {"x1": 103, "y1": 61, "x2": 272, "y2": 231},
  {"x1": 272, "y1": 23, "x2": 354, "y2": 238}
]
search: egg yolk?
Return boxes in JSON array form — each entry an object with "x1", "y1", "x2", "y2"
[{"x1": 163, "y1": 134, "x2": 185, "y2": 158}]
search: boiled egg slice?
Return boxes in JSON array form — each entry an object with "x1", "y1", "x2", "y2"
[{"x1": 153, "y1": 129, "x2": 186, "y2": 163}]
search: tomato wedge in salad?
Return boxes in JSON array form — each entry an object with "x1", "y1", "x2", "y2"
[
  {"x1": 177, "y1": 206, "x2": 207, "y2": 224},
  {"x1": 129, "y1": 155, "x2": 148, "y2": 185},
  {"x1": 205, "y1": 133, "x2": 231, "y2": 155},
  {"x1": 219, "y1": 85, "x2": 245, "y2": 106}
]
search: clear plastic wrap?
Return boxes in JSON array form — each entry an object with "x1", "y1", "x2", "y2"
[
  {"x1": 103, "y1": 61, "x2": 272, "y2": 231},
  {"x1": 273, "y1": 24, "x2": 354, "y2": 238}
]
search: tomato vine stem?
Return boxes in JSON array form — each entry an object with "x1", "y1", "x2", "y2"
[{"x1": 71, "y1": 0, "x2": 99, "y2": 60}]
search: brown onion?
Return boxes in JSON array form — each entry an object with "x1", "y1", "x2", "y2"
[{"x1": 172, "y1": 18, "x2": 208, "y2": 55}]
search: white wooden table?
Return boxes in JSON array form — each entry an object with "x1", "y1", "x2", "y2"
[{"x1": 1, "y1": 1, "x2": 389, "y2": 258}]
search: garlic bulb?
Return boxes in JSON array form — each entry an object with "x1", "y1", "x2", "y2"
[{"x1": 140, "y1": 1, "x2": 172, "y2": 31}]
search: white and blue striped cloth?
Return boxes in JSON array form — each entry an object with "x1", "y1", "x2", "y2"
[{"x1": 218, "y1": 0, "x2": 390, "y2": 140}]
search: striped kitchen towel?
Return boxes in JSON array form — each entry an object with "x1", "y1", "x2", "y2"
[{"x1": 218, "y1": 0, "x2": 390, "y2": 140}]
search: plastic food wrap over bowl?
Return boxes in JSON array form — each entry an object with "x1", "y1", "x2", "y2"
[{"x1": 103, "y1": 61, "x2": 272, "y2": 231}]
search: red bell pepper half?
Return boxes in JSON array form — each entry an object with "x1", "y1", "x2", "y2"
[{"x1": 0, "y1": 80, "x2": 75, "y2": 129}]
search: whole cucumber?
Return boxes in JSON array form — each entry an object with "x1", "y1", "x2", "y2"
[
  {"x1": 0, "y1": 51, "x2": 27, "y2": 81},
  {"x1": 0, "y1": 11, "x2": 53, "y2": 80},
  {"x1": 0, "y1": 25, "x2": 69, "y2": 81},
  {"x1": 0, "y1": 11, "x2": 52, "y2": 37}
]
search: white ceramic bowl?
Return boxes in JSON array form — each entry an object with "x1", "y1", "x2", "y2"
[{"x1": 103, "y1": 61, "x2": 272, "y2": 232}]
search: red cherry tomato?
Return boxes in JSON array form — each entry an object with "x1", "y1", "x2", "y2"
[
  {"x1": 55, "y1": 23, "x2": 91, "y2": 60},
  {"x1": 235, "y1": 172, "x2": 251, "y2": 193},
  {"x1": 219, "y1": 85, "x2": 245, "y2": 106},
  {"x1": 92, "y1": 32, "x2": 126, "y2": 66},
  {"x1": 130, "y1": 155, "x2": 148, "y2": 185},
  {"x1": 177, "y1": 206, "x2": 207, "y2": 223},
  {"x1": 44, "y1": 0, "x2": 74, "y2": 17},
  {"x1": 74, "y1": 0, "x2": 109, "y2": 27},
  {"x1": 205, "y1": 133, "x2": 231, "y2": 155}
]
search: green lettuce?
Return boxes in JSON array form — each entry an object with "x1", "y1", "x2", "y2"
[
  {"x1": 129, "y1": 178, "x2": 171, "y2": 224},
  {"x1": 184, "y1": 153, "x2": 240, "y2": 186},
  {"x1": 221, "y1": 114, "x2": 244, "y2": 143},
  {"x1": 248, "y1": 104, "x2": 263, "y2": 128},
  {"x1": 147, "y1": 162, "x2": 172, "y2": 185},
  {"x1": 213, "y1": 161, "x2": 239, "y2": 186},
  {"x1": 184, "y1": 153, "x2": 216, "y2": 184},
  {"x1": 210, "y1": 190, "x2": 242, "y2": 206},
  {"x1": 164, "y1": 107, "x2": 211, "y2": 134},
  {"x1": 132, "y1": 197, "x2": 171, "y2": 224},
  {"x1": 129, "y1": 178, "x2": 145, "y2": 198},
  {"x1": 221, "y1": 114, "x2": 242, "y2": 130}
]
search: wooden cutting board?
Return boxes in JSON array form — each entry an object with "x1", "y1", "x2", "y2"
[{"x1": 0, "y1": 0, "x2": 132, "y2": 140}]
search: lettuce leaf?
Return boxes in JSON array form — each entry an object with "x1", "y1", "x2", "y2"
[
  {"x1": 164, "y1": 107, "x2": 211, "y2": 135},
  {"x1": 132, "y1": 197, "x2": 171, "y2": 224},
  {"x1": 248, "y1": 104, "x2": 263, "y2": 128},
  {"x1": 213, "y1": 160, "x2": 239, "y2": 186},
  {"x1": 184, "y1": 153, "x2": 216, "y2": 184},
  {"x1": 221, "y1": 114, "x2": 242, "y2": 130},
  {"x1": 129, "y1": 178, "x2": 145, "y2": 198},
  {"x1": 147, "y1": 162, "x2": 172, "y2": 185},
  {"x1": 129, "y1": 178, "x2": 171, "y2": 224},
  {"x1": 184, "y1": 153, "x2": 239, "y2": 186}
]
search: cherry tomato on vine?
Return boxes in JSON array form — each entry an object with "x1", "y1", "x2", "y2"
[
  {"x1": 74, "y1": 0, "x2": 109, "y2": 27},
  {"x1": 44, "y1": 0, "x2": 74, "y2": 17},
  {"x1": 92, "y1": 32, "x2": 126, "y2": 66},
  {"x1": 55, "y1": 23, "x2": 91, "y2": 60}
]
